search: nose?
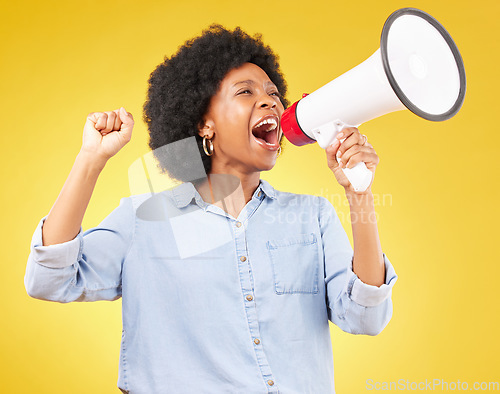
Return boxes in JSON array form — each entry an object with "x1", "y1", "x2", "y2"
[{"x1": 257, "y1": 92, "x2": 276, "y2": 109}]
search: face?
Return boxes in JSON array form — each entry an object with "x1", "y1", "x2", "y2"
[{"x1": 198, "y1": 62, "x2": 285, "y2": 175}]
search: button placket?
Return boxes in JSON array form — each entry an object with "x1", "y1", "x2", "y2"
[{"x1": 232, "y1": 200, "x2": 278, "y2": 392}]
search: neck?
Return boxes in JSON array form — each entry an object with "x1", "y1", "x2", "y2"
[{"x1": 194, "y1": 171, "x2": 261, "y2": 219}]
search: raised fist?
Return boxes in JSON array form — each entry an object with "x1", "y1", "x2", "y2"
[{"x1": 81, "y1": 107, "x2": 134, "y2": 161}]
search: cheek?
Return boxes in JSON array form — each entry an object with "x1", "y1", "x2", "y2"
[{"x1": 216, "y1": 106, "x2": 250, "y2": 141}]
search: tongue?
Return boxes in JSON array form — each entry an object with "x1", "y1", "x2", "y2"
[
  {"x1": 265, "y1": 130, "x2": 278, "y2": 145},
  {"x1": 252, "y1": 125, "x2": 278, "y2": 145},
  {"x1": 254, "y1": 130, "x2": 274, "y2": 145}
]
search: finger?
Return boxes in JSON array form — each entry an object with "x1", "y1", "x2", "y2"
[
  {"x1": 95, "y1": 113, "x2": 108, "y2": 131},
  {"x1": 339, "y1": 144, "x2": 361, "y2": 168},
  {"x1": 118, "y1": 107, "x2": 134, "y2": 142},
  {"x1": 335, "y1": 127, "x2": 357, "y2": 142},
  {"x1": 86, "y1": 112, "x2": 99, "y2": 126},
  {"x1": 119, "y1": 107, "x2": 134, "y2": 126},
  {"x1": 340, "y1": 145, "x2": 374, "y2": 168},
  {"x1": 345, "y1": 149, "x2": 379, "y2": 170},
  {"x1": 111, "y1": 109, "x2": 123, "y2": 130},
  {"x1": 337, "y1": 129, "x2": 368, "y2": 165},
  {"x1": 325, "y1": 138, "x2": 342, "y2": 169},
  {"x1": 335, "y1": 127, "x2": 359, "y2": 160},
  {"x1": 336, "y1": 127, "x2": 365, "y2": 152},
  {"x1": 102, "y1": 111, "x2": 116, "y2": 133}
]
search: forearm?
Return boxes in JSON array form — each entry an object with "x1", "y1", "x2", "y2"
[
  {"x1": 42, "y1": 150, "x2": 108, "y2": 246},
  {"x1": 346, "y1": 190, "x2": 385, "y2": 287}
]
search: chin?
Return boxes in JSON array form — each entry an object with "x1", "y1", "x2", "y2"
[{"x1": 256, "y1": 158, "x2": 277, "y2": 172}]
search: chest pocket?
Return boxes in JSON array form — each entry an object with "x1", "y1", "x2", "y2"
[{"x1": 267, "y1": 233, "x2": 319, "y2": 295}]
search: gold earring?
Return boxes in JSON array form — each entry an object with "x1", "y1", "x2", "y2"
[
  {"x1": 203, "y1": 135, "x2": 214, "y2": 156},
  {"x1": 276, "y1": 146, "x2": 282, "y2": 157}
]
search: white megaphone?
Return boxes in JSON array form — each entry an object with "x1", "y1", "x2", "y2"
[{"x1": 281, "y1": 8, "x2": 466, "y2": 192}]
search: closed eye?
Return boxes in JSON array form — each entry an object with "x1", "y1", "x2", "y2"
[{"x1": 236, "y1": 89, "x2": 281, "y2": 97}]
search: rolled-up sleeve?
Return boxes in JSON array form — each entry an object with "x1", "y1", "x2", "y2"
[
  {"x1": 319, "y1": 196, "x2": 398, "y2": 336},
  {"x1": 348, "y1": 253, "x2": 397, "y2": 307},
  {"x1": 24, "y1": 197, "x2": 135, "y2": 303}
]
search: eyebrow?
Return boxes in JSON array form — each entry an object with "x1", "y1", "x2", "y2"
[{"x1": 232, "y1": 80, "x2": 276, "y2": 88}]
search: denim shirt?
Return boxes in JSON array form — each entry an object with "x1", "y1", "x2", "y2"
[{"x1": 24, "y1": 179, "x2": 397, "y2": 394}]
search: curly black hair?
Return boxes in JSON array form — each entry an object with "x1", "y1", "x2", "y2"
[{"x1": 142, "y1": 24, "x2": 289, "y2": 183}]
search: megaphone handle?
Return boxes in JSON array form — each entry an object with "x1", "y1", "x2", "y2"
[
  {"x1": 335, "y1": 123, "x2": 372, "y2": 192},
  {"x1": 312, "y1": 121, "x2": 373, "y2": 192},
  {"x1": 341, "y1": 161, "x2": 373, "y2": 192}
]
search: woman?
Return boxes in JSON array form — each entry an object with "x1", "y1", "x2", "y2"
[{"x1": 25, "y1": 25, "x2": 397, "y2": 393}]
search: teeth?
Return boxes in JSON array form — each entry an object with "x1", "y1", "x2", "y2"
[{"x1": 254, "y1": 117, "x2": 277, "y2": 131}]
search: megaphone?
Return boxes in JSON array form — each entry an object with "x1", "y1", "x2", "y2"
[{"x1": 281, "y1": 8, "x2": 466, "y2": 192}]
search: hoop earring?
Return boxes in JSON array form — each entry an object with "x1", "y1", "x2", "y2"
[
  {"x1": 276, "y1": 145, "x2": 282, "y2": 157},
  {"x1": 203, "y1": 135, "x2": 214, "y2": 156}
]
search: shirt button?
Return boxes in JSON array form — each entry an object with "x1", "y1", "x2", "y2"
[
  {"x1": 267, "y1": 380, "x2": 274, "y2": 386},
  {"x1": 254, "y1": 338, "x2": 260, "y2": 345},
  {"x1": 240, "y1": 256, "x2": 247, "y2": 262},
  {"x1": 246, "y1": 294, "x2": 253, "y2": 301},
  {"x1": 257, "y1": 191, "x2": 262, "y2": 197},
  {"x1": 236, "y1": 221, "x2": 242, "y2": 228}
]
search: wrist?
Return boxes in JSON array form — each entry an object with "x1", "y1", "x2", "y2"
[
  {"x1": 345, "y1": 187, "x2": 374, "y2": 206},
  {"x1": 76, "y1": 150, "x2": 108, "y2": 172}
]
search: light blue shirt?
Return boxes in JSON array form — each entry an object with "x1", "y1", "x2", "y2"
[{"x1": 25, "y1": 179, "x2": 397, "y2": 393}]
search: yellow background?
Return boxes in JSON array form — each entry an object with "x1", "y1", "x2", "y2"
[{"x1": 1, "y1": 0, "x2": 498, "y2": 392}]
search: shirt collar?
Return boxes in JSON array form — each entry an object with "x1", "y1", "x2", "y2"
[
  {"x1": 170, "y1": 178, "x2": 276, "y2": 209},
  {"x1": 257, "y1": 179, "x2": 277, "y2": 200}
]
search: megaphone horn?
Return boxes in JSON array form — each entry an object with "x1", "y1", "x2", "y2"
[{"x1": 281, "y1": 7, "x2": 466, "y2": 192}]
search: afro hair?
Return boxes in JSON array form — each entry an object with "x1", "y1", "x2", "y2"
[{"x1": 142, "y1": 24, "x2": 289, "y2": 183}]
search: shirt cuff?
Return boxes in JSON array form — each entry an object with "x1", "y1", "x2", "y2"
[
  {"x1": 31, "y1": 215, "x2": 83, "y2": 269},
  {"x1": 347, "y1": 253, "x2": 397, "y2": 307}
]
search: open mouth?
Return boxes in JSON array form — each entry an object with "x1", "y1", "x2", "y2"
[{"x1": 251, "y1": 115, "x2": 280, "y2": 150}]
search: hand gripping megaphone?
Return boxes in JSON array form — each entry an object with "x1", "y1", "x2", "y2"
[{"x1": 281, "y1": 8, "x2": 466, "y2": 192}]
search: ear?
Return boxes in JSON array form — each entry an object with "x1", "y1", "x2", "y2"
[{"x1": 197, "y1": 118, "x2": 215, "y2": 139}]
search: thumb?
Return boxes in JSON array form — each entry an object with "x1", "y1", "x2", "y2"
[
  {"x1": 119, "y1": 107, "x2": 134, "y2": 125},
  {"x1": 325, "y1": 138, "x2": 341, "y2": 169}
]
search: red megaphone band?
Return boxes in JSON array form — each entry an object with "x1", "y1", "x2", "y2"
[{"x1": 280, "y1": 93, "x2": 316, "y2": 146}]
